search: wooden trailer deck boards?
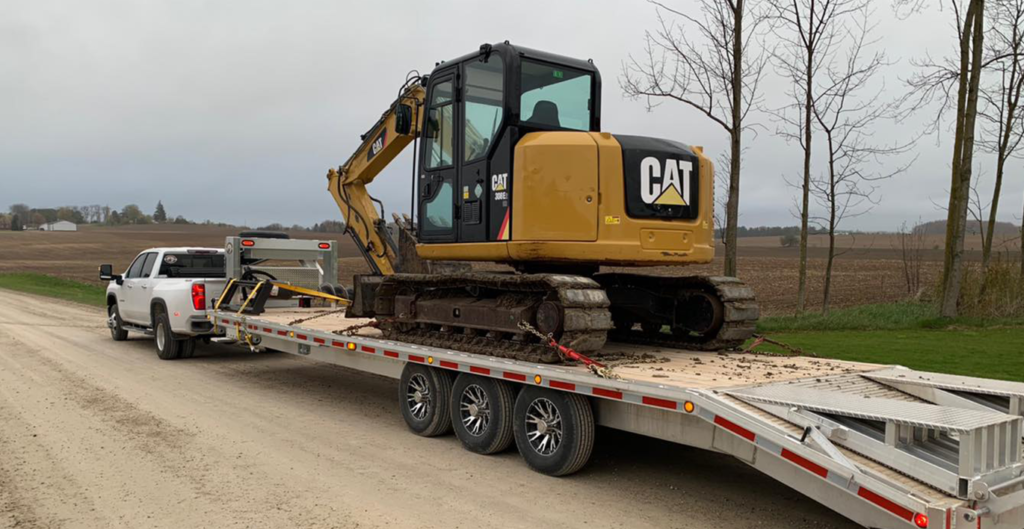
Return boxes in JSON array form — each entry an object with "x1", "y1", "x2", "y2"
[
  {"x1": 253, "y1": 307, "x2": 879, "y2": 390},
  {"x1": 212, "y1": 306, "x2": 1024, "y2": 529}
]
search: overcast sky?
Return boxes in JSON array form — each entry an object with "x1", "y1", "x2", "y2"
[{"x1": 2, "y1": 0, "x2": 1022, "y2": 231}]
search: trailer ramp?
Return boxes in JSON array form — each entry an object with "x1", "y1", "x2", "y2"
[{"x1": 726, "y1": 371, "x2": 1024, "y2": 520}]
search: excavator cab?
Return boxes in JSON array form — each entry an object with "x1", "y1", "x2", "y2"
[{"x1": 415, "y1": 43, "x2": 602, "y2": 246}]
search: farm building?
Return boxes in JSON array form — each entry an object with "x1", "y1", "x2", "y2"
[{"x1": 40, "y1": 220, "x2": 77, "y2": 232}]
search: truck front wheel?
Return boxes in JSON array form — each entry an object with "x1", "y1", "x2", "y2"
[{"x1": 108, "y1": 304, "x2": 128, "y2": 341}]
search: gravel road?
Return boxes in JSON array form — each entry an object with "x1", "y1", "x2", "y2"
[{"x1": 0, "y1": 290, "x2": 858, "y2": 529}]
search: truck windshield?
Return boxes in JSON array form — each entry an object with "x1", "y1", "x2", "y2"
[
  {"x1": 520, "y1": 60, "x2": 592, "y2": 131},
  {"x1": 159, "y1": 253, "x2": 225, "y2": 278}
]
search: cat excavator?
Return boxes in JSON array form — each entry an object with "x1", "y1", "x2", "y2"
[{"x1": 326, "y1": 42, "x2": 759, "y2": 363}]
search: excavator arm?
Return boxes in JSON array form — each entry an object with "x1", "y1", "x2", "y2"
[{"x1": 326, "y1": 79, "x2": 426, "y2": 276}]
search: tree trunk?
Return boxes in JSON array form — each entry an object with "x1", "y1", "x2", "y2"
[
  {"x1": 983, "y1": 61, "x2": 1020, "y2": 279},
  {"x1": 797, "y1": 27, "x2": 814, "y2": 314},
  {"x1": 724, "y1": 0, "x2": 744, "y2": 278},
  {"x1": 941, "y1": 0, "x2": 985, "y2": 318},
  {"x1": 823, "y1": 134, "x2": 837, "y2": 316}
]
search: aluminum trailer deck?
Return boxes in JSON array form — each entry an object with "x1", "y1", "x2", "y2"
[{"x1": 211, "y1": 307, "x2": 1024, "y2": 529}]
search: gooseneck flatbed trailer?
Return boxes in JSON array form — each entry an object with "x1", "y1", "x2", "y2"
[{"x1": 209, "y1": 306, "x2": 1024, "y2": 529}]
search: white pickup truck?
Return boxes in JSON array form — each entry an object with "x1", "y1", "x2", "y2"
[{"x1": 100, "y1": 248, "x2": 227, "y2": 359}]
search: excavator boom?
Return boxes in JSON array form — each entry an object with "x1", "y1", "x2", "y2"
[{"x1": 326, "y1": 80, "x2": 426, "y2": 276}]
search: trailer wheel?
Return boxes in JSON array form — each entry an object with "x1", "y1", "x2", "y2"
[
  {"x1": 108, "y1": 304, "x2": 128, "y2": 341},
  {"x1": 399, "y1": 364, "x2": 453, "y2": 437},
  {"x1": 153, "y1": 309, "x2": 183, "y2": 360},
  {"x1": 450, "y1": 374, "x2": 515, "y2": 455},
  {"x1": 513, "y1": 386, "x2": 594, "y2": 476}
]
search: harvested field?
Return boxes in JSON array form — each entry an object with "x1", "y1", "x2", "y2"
[{"x1": 3, "y1": 224, "x2": 1008, "y2": 316}]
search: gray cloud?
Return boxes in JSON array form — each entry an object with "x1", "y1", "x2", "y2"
[{"x1": 2, "y1": 0, "x2": 1021, "y2": 232}]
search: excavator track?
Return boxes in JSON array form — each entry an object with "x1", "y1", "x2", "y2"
[
  {"x1": 597, "y1": 274, "x2": 760, "y2": 351},
  {"x1": 373, "y1": 273, "x2": 612, "y2": 364}
]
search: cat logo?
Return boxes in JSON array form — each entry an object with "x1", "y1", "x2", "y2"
[
  {"x1": 640, "y1": 157, "x2": 691, "y2": 206},
  {"x1": 367, "y1": 130, "x2": 387, "y2": 161}
]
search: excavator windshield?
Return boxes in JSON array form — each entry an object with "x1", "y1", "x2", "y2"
[{"x1": 520, "y1": 60, "x2": 593, "y2": 131}]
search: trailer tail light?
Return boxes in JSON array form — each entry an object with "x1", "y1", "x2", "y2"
[
  {"x1": 192, "y1": 283, "x2": 206, "y2": 310},
  {"x1": 318, "y1": 242, "x2": 331, "y2": 249},
  {"x1": 241, "y1": 239, "x2": 255, "y2": 247},
  {"x1": 913, "y1": 514, "x2": 928, "y2": 528}
]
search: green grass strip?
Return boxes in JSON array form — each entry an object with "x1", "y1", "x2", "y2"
[
  {"x1": 749, "y1": 328, "x2": 1024, "y2": 382},
  {"x1": 0, "y1": 272, "x2": 106, "y2": 307},
  {"x1": 758, "y1": 302, "x2": 1024, "y2": 332}
]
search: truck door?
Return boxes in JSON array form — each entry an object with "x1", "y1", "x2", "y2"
[
  {"x1": 418, "y1": 73, "x2": 458, "y2": 243},
  {"x1": 459, "y1": 55, "x2": 505, "y2": 243},
  {"x1": 122, "y1": 252, "x2": 157, "y2": 323}
]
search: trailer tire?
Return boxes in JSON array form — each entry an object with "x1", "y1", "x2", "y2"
[
  {"x1": 399, "y1": 364, "x2": 454, "y2": 437},
  {"x1": 153, "y1": 308, "x2": 183, "y2": 360},
  {"x1": 513, "y1": 386, "x2": 594, "y2": 476},
  {"x1": 450, "y1": 374, "x2": 515, "y2": 455},
  {"x1": 108, "y1": 304, "x2": 129, "y2": 341}
]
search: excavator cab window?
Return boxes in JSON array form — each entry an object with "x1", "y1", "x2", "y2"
[
  {"x1": 463, "y1": 55, "x2": 504, "y2": 162},
  {"x1": 424, "y1": 80, "x2": 455, "y2": 170},
  {"x1": 520, "y1": 60, "x2": 592, "y2": 131}
]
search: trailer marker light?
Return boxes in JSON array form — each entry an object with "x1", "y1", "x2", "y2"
[
  {"x1": 534, "y1": 375, "x2": 542, "y2": 384},
  {"x1": 913, "y1": 514, "x2": 928, "y2": 528},
  {"x1": 346, "y1": 342, "x2": 356, "y2": 350},
  {"x1": 318, "y1": 242, "x2": 331, "y2": 249},
  {"x1": 241, "y1": 239, "x2": 255, "y2": 247},
  {"x1": 427, "y1": 356, "x2": 434, "y2": 364},
  {"x1": 683, "y1": 401, "x2": 695, "y2": 413}
]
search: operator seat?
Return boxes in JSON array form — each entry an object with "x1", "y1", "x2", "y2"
[{"x1": 529, "y1": 100, "x2": 561, "y2": 128}]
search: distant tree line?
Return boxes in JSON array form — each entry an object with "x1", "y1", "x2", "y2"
[
  {"x1": 5, "y1": 201, "x2": 190, "y2": 230},
  {"x1": 256, "y1": 220, "x2": 346, "y2": 233},
  {"x1": 736, "y1": 225, "x2": 827, "y2": 238}
]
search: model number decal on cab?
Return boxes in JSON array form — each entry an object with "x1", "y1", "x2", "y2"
[{"x1": 641, "y1": 157, "x2": 691, "y2": 206}]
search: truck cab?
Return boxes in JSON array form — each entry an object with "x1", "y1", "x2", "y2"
[{"x1": 100, "y1": 247, "x2": 227, "y2": 359}]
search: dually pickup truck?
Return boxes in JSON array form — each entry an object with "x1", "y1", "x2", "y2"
[{"x1": 100, "y1": 247, "x2": 227, "y2": 359}]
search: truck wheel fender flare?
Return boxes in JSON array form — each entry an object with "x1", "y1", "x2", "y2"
[
  {"x1": 107, "y1": 294, "x2": 118, "y2": 307},
  {"x1": 150, "y1": 299, "x2": 169, "y2": 327}
]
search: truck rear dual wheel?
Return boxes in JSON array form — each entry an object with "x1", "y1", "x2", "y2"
[{"x1": 153, "y1": 308, "x2": 196, "y2": 360}]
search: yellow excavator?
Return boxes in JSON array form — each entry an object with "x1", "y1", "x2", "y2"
[{"x1": 326, "y1": 42, "x2": 759, "y2": 363}]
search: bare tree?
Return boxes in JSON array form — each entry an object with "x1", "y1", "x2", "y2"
[
  {"x1": 768, "y1": 0, "x2": 866, "y2": 313},
  {"x1": 894, "y1": 220, "x2": 927, "y2": 295},
  {"x1": 898, "y1": 0, "x2": 987, "y2": 318},
  {"x1": 810, "y1": 12, "x2": 913, "y2": 314},
  {"x1": 622, "y1": 0, "x2": 769, "y2": 277},
  {"x1": 979, "y1": 0, "x2": 1024, "y2": 277}
]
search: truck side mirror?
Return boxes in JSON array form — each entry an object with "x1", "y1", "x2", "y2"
[
  {"x1": 99, "y1": 264, "x2": 122, "y2": 284},
  {"x1": 395, "y1": 104, "x2": 413, "y2": 135}
]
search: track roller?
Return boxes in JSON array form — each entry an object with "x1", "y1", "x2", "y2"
[{"x1": 513, "y1": 386, "x2": 595, "y2": 476}]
